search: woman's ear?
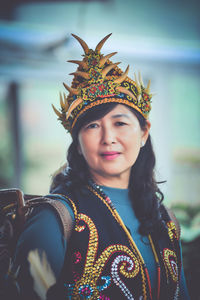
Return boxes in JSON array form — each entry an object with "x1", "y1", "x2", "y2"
[{"x1": 141, "y1": 120, "x2": 151, "y2": 147}]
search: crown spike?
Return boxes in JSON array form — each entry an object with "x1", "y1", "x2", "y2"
[
  {"x1": 134, "y1": 72, "x2": 141, "y2": 93},
  {"x1": 95, "y1": 33, "x2": 112, "y2": 53},
  {"x1": 138, "y1": 71, "x2": 144, "y2": 87},
  {"x1": 69, "y1": 71, "x2": 90, "y2": 80},
  {"x1": 63, "y1": 93, "x2": 69, "y2": 110},
  {"x1": 71, "y1": 34, "x2": 89, "y2": 54},
  {"x1": 146, "y1": 80, "x2": 151, "y2": 93},
  {"x1": 116, "y1": 86, "x2": 137, "y2": 100},
  {"x1": 114, "y1": 65, "x2": 129, "y2": 84},
  {"x1": 99, "y1": 52, "x2": 117, "y2": 68},
  {"x1": 67, "y1": 60, "x2": 88, "y2": 70},
  {"x1": 54, "y1": 35, "x2": 152, "y2": 132},
  {"x1": 52, "y1": 104, "x2": 62, "y2": 118},
  {"x1": 59, "y1": 92, "x2": 65, "y2": 110},
  {"x1": 63, "y1": 82, "x2": 79, "y2": 95},
  {"x1": 63, "y1": 93, "x2": 67, "y2": 102},
  {"x1": 66, "y1": 97, "x2": 83, "y2": 120},
  {"x1": 102, "y1": 62, "x2": 120, "y2": 78}
]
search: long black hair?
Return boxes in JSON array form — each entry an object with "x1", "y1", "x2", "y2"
[{"x1": 51, "y1": 103, "x2": 165, "y2": 236}]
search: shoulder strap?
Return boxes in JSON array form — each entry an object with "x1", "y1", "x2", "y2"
[
  {"x1": 165, "y1": 206, "x2": 181, "y2": 240},
  {"x1": 47, "y1": 198, "x2": 73, "y2": 240},
  {"x1": 0, "y1": 188, "x2": 73, "y2": 241},
  {"x1": 25, "y1": 196, "x2": 73, "y2": 240}
]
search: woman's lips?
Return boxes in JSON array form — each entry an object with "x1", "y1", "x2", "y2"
[{"x1": 101, "y1": 151, "x2": 120, "y2": 160}]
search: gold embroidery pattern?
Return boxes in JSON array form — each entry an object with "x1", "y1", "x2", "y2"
[
  {"x1": 167, "y1": 221, "x2": 178, "y2": 242},
  {"x1": 75, "y1": 213, "x2": 99, "y2": 276},
  {"x1": 163, "y1": 248, "x2": 178, "y2": 283},
  {"x1": 60, "y1": 191, "x2": 179, "y2": 299},
  {"x1": 69, "y1": 213, "x2": 141, "y2": 299}
]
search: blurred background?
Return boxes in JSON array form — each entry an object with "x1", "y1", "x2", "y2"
[{"x1": 0, "y1": 0, "x2": 200, "y2": 298}]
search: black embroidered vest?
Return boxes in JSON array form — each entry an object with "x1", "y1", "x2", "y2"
[{"x1": 52, "y1": 185, "x2": 181, "y2": 300}]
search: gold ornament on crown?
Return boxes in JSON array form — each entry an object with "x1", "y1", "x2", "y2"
[{"x1": 52, "y1": 33, "x2": 153, "y2": 132}]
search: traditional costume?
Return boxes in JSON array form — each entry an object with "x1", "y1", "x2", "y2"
[
  {"x1": 12, "y1": 34, "x2": 189, "y2": 300},
  {"x1": 48, "y1": 183, "x2": 183, "y2": 300}
]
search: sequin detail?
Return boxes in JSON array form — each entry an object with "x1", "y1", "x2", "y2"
[
  {"x1": 87, "y1": 185, "x2": 148, "y2": 299},
  {"x1": 97, "y1": 276, "x2": 111, "y2": 292},
  {"x1": 65, "y1": 212, "x2": 142, "y2": 298},
  {"x1": 111, "y1": 255, "x2": 140, "y2": 299},
  {"x1": 163, "y1": 248, "x2": 178, "y2": 282},
  {"x1": 173, "y1": 284, "x2": 180, "y2": 300},
  {"x1": 167, "y1": 221, "x2": 178, "y2": 241},
  {"x1": 73, "y1": 251, "x2": 82, "y2": 264},
  {"x1": 59, "y1": 191, "x2": 181, "y2": 299}
]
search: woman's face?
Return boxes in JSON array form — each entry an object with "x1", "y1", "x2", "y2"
[{"x1": 78, "y1": 104, "x2": 150, "y2": 188}]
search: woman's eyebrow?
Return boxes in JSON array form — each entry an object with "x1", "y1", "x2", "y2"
[{"x1": 111, "y1": 114, "x2": 130, "y2": 119}]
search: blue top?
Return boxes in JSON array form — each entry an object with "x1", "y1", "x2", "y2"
[
  {"x1": 101, "y1": 186, "x2": 190, "y2": 300},
  {"x1": 14, "y1": 186, "x2": 190, "y2": 299},
  {"x1": 101, "y1": 186, "x2": 157, "y2": 296}
]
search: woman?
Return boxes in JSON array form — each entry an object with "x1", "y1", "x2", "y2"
[{"x1": 11, "y1": 34, "x2": 190, "y2": 300}]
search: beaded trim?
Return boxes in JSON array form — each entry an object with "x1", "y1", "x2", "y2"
[
  {"x1": 167, "y1": 221, "x2": 179, "y2": 242},
  {"x1": 163, "y1": 248, "x2": 178, "y2": 283},
  {"x1": 71, "y1": 97, "x2": 146, "y2": 130},
  {"x1": 111, "y1": 255, "x2": 138, "y2": 299}
]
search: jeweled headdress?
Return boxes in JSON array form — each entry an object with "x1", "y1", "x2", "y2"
[{"x1": 52, "y1": 33, "x2": 152, "y2": 133}]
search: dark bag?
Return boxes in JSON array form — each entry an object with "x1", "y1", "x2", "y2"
[{"x1": 0, "y1": 188, "x2": 72, "y2": 298}]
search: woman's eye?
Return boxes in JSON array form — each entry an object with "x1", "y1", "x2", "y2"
[
  {"x1": 86, "y1": 123, "x2": 98, "y2": 129},
  {"x1": 115, "y1": 121, "x2": 127, "y2": 126}
]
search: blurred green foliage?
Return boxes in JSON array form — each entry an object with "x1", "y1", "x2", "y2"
[
  {"x1": 173, "y1": 203, "x2": 200, "y2": 242},
  {"x1": 172, "y1": 204, "x2": 200, "y2": 300}
]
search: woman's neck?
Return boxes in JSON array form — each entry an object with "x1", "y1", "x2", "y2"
[{"x1": 90, "y1": 173, "x2": 129, "y2": 189}]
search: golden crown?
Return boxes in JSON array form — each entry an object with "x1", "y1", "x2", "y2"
[{"x1": 52, "y1": 33, "x2": 152, "y2": 132}]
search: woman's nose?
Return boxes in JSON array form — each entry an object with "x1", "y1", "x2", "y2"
[{"x1": 101, "y1": 126, "x2": 116, "y2": 145}]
